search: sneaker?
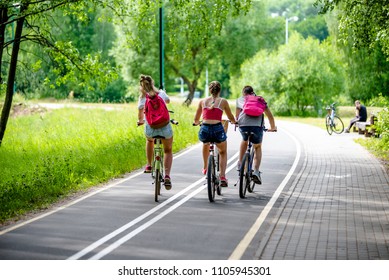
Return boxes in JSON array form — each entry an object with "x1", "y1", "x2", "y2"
[
  {"x1": 144, "y1": 165, "x2": 152, "y2": 173},
  {"x1": 236, "y1": 161, "x2": 241, "y2": 171},
  {"x1": 220, "y1": 176, "x2": 228, "y2": 187},
  {"x1": 202, "y1": 168, "x2": 207, "y2": 175},
  {"x1": 345, "y1": 128, "x2": 350, "y2": 133},
  {"x1": 252, "y1": 170, "x2": 262, "y2": 184},
  {"x1": 164, "y1": 175, "x2": 172, "y2": 190}
]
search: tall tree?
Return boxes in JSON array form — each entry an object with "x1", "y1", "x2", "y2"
[
  {"x1": 314, "y1": 0, "x2": 389, "y2": 58},
  {"x1": 112, "y1": 0, "x2": 252, "y2": 106},
  {"x1": 231, "y1": 33, "x2": 345, "y2": 116},
  {"x1": 0, "y1": 1, "x2": 119, "y2": 145}
]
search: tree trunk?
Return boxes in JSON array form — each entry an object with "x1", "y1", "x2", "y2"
[
  {"x1": 0, "y1": 6, "x2": 7, "y2": 85},
  {"x1": 0, "y1": 8, "x2": 25, "y2": 146},
  {"x1": 183, "y1": 82, "x2": 196, "y2": 106}
]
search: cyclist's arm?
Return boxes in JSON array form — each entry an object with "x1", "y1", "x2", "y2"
[
  {"x1": 193, "y1": 100, "x2": 203, "y2": 125},
  {"x1": 137, "y1": 108, "x2": 145, "y2": 125},
  {"x1": 264, "y1": 107, "x2": 277, "y2": 131},
  {"x1": 235, "y1": 98, "x2": 243, "y2": 120},
  {"x1": 235, "y1": 107, "x2": 242, "y2": 121},
  {"x1": 158, "y1": 89, "x2": 170, "y2": 104},
  {"x1": 137, "y1": 96, "x2": 146, "y2": 125},
  {"x1": 222, "y1": 99, "x2": 237, "y2": 124}
]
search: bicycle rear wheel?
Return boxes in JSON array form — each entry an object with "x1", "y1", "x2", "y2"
[
  {"x1": 247, "y1": 149, "x2": 255, "y2": 193},
  {"x1": 325, "y1": 115, "x2": 332, "y2": 135},
  {"x1": 216, "y1": 152, "x2": 221, "y2": 195},
  {"x1": 207, "y1": 155, "x2": 216, "y2": 202},
  {"x1": 239, "y1": 153, "x2": 250, "y2": 198},
  {"x1": 155, "y1": 169, "x2": 161, "y2": 202},
  {"x1": 332, "y1": 116, "x2": 344, "y2": 134}
]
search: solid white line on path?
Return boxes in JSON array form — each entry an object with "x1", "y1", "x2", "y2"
[
  {"x1": 0, "y1": 143, "x2": 202, "y2": 236},
  {"x1": 228, "y1": 128, "x2": 302, "y2": 260},
  {"x1": 69, "y1": 151, "x2": 239, "y2": 260}
]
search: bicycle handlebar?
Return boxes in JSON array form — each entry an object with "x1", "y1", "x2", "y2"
[
  {"x1": 170, "y1": 119, "x2": 179, "y2": 125},
  {"x1": 193, "y1": 120, "x2": 236, "y2": 126},
  {"x1": 137, "y1": 119, "x2": 179, "y2": 126}
]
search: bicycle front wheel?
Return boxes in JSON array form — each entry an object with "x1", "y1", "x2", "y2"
[
  {"x1": 325, "y1": 115, "x2": 332, "y2": 135},
  {"x1": 207, "y1": 155, "x2": 216, "y2": 202},
  {"x1": 332, "y1": 116, "x2": 344, "y2": 134},
  {"x1": 239, "y1": 153, "x2": 250, "y2": 198},
  {"x1": 155, "y1": 169, "x2": 161, "y2": 202}
]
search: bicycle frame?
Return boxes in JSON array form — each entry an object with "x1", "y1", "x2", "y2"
[
  {"x1": 330, "y1": 106, "x2": 335, "y2": 123},
  {"x1": 138, "y1": 116, "x2": 178, "y2": 202},
  {"x1": 152, "y1": 137, "x2": 164, "y2": 202}
]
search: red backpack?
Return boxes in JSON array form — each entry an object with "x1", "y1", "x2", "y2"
[
  {"x1": 242, "y1": 95, "x2": 267, "y2": 117},
  {"x1": 144, "y1": 92, "x2": 170, "y2": 129}
]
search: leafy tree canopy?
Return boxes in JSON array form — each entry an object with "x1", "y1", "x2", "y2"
[
  {"x1": 314, "y1": 0, "x2": 389, "y2": 57},
  {"x1": 231, "y1": 33, "x2": 345, "y2": 116}
]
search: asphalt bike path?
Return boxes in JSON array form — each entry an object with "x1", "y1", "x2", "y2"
[{"x1": 0, "y1": 121, "x2": 298, "y2": 260}]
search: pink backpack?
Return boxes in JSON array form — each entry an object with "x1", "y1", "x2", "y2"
[
  {"x1": 242, "y1": 95, "x2": 267, "y2": 117},
  {"x1": 144, "y1": 92, "x2": 170, "y2": 129}
]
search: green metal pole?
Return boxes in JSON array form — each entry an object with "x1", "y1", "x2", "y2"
[{"x1": 159, "y1": 6, "x2": 164, "y2": 90}]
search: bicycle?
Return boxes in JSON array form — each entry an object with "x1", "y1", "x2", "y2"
[
  {"x1": 325, "y1": 102, "x2": 344, "y2": 135},
  {"x1": 237, "y1": 131, "x2": 257, "y2": 198},
  {"x1": 193, "y1": 120, "x2": 229, "y2": 202},
  {"x1": 235, "y1": 125, "x2": 277, "y2": 198},
  {"x1": 205, "y1": 139, "x2": 222, "y2": 202},
  {"x1": 138, "y1": 116, "x2": 178, "y2": 202}
]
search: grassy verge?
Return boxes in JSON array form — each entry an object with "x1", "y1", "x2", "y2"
[
  {"x1": 1, "y1": 101, "x2": 386, "y2": 224},
  {"x1": 0, "y1": 101, "x2": 198, "y2": 224}
]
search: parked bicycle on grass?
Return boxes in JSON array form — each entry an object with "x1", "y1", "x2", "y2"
[{"x1": 325, "y1": 102, "x2": 344, "y2": 135}]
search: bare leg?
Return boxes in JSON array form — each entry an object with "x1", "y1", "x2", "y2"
[
  {"x1": 239, "y1": 140, "x2": 248, "y2": 163},
  {"x1": 146, "y1": 138, "x2": 154, "y2": 166},
  {"x1": 216, "y1": 141, "x2": 227, "y2": 178},
  {"x1": 162, "y1": 137, "x2": 173, "y2": 177},
  {"x1": 202, "y1": 143, "x2": 210, "y2": 171},
  {"x1": 253, "y1": 143, "x2": 262, "y2": 171}
]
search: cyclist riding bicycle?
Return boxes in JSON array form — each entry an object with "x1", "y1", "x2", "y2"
[
  {"x1": 137, "y1": 74, "x2": 173, "y2": 190},
  {"x1": 193, "y1": 81, "x2": 236, "y2": 187},
  {"x1": 235, "y1": 85, "x2": 277, "y2": 184}
]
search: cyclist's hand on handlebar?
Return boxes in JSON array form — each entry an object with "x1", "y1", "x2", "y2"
[
  {"x1": 267, "y1": 126, "x2": 277, "y2": 132},
  {"x1": 170, "y1": 119, "x2": 179, "y2": 125},
  {"x1": 193, "y1": 120, "x2": 201, "y2": 126}
]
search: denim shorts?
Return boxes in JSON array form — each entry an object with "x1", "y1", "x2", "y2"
[
  {"x1": 145, "y1": 122, "x2": 173, "y2": 139},
  {"x1": 199, "y1": 123, "x2": 227, "y2": 143},
  {"x1": 239, "y1": 126, "x2": 264, "y2": 144}
]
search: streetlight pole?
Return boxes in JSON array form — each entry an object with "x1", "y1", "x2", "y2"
[
  {"x1": 285, "y1": 16, "x2": 298, "y2": 44},
  {"x1": 159, "y1": 5, "x2": 164, "y2": 90}
]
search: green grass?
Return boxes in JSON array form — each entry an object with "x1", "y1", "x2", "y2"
[
  {"x1": 1, "y1": 100, "x2": 387, "y2": 224},
  {"x1": 0, "y1": 102, "x2": 198, "y2": 224}
]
